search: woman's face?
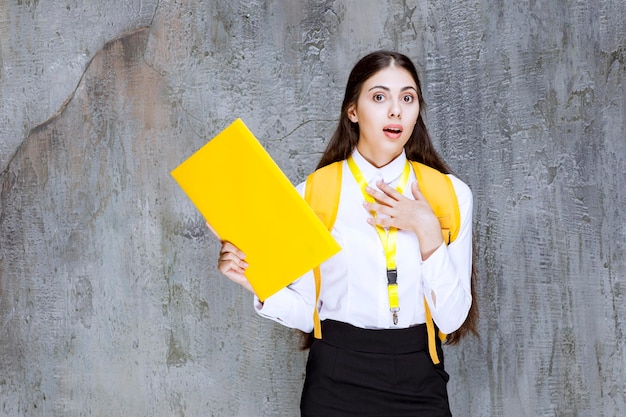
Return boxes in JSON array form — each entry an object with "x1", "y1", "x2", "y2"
[{"x1": 347, "y1": 65, "x2": 420, "y2": 167}]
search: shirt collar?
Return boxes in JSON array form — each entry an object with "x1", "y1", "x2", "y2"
[{"x1": 350, "y1": 149, "x2": 408, "y2": 185}]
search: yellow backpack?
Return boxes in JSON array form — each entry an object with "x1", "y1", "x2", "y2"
[{"x1": 304, "y1": 160, "x2": 461, "y2": 365}]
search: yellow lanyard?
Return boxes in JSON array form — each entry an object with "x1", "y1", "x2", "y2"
[{"x1": 347, "y1": 155, "x2": 411, "y2": 325}]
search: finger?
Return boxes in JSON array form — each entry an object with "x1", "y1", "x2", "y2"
[
  {"x1": 220, "y1": 240, "x2": 237, "y2": 253},
  {"x1": 218, "y1": 259, "x2": 240, "y2": 273},
  {"x1": 218, "y1": 258, "x2": 247, "y2": 276},
  {"x1": 411, "y1": 181, "x2": 424, "y2": 200},
  {"x1": 219, "y1": 250, "x2": 246, "y2": 264},
  {"x1": 218, "y1": 251, "x2": 249, "y2": 268},
  {"x1": 367, "y1": 215, "x2": 395, "y2": 229},
  {"x1": 374, "y1": 180, "x2": 404, "y2": 200},
  {"x1": 362, "y1": 200, "x2": 394, "y2": 217},
  {"x1": 219, "y1": 264, "x2": 253, "y2": 293},
  {"x1": 218, "y1": 259, "x2": 246, "y2": 274},
  {"x1": 365, "y1": 185, "x2": 398, "y2": 206},
  {"x1": 220, "y1": 241, "x2": 246, "y2": 259}
]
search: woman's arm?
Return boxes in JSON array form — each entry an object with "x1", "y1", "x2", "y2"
[
  {"x1": 214, "y1": 179, "x2": 319, "y2": 333},
  {"x1": 419, "y1": 176, "x2": 473, "y2": 334}
]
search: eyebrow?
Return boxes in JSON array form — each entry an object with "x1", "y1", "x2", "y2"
[{"x1": 367, "y1": 85, "x2": 417, "y2": 92}]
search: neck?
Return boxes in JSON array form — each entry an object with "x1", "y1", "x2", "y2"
[{"x1": 356, "y1": 146, "x2": 401, "y2": 168}]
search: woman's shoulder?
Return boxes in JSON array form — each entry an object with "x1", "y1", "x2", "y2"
[
  {"x1": 446, "y1": 174, "x2": 473, "y2": 207},
  {"x1": 297, "y1": 160, "x2": 346, "y2": 193}
]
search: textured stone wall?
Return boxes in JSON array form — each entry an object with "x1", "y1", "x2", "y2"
[{"x1": 1, "y1": 1, "x2": 624, "y2": 416}]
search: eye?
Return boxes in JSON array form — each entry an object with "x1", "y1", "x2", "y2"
[
  {"x1": 402, "y1": 94, "x2": 415, "y2": 103},
  {"x1": 373, "y1": 93, "x2": 385, "y2": 102}
]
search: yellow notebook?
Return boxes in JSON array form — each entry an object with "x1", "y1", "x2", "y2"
[{"x1": 171, "y1": 118, "x2": 341, "y2": 301}]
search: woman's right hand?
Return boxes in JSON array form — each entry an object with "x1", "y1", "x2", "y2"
[{"x1": 217, "y1": 241, "x2": 254, "y2": 294}]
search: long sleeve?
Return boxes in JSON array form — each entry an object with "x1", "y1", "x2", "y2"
[
  {"x1": 421, "y1": 175, "x2": 473, "y2": 334},
  {"x1": 253, "y1": 269, "x2": 317, "y2": 333}
]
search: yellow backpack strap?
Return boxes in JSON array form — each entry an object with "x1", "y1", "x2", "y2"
[
  {"x1": 304, "y1": 162, "x2": 343, "y2": 339},
  {"x1": 410, "y1": 161, "x2": 461, "y2": 364},
  {"x1": 424, "y1": 299, "x2": 441, "y2": 364},
  {"x1": 410, "y1": 161, "x2": 461, "y2": 244}
]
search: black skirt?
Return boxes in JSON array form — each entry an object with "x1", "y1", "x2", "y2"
[{"x1": 300, "y1": 320, "x2": 452, "y2": 417}]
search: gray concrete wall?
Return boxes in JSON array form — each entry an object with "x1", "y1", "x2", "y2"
[{"x1": 1, "y1": 1, "x2": 624, "y2": 416}]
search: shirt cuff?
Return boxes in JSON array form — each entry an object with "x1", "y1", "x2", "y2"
[{"x1": 253, "y1": 287, "x2": 292, "y2": 323}]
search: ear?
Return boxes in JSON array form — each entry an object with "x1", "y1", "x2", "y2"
[{"x1": 347, "y1": 105, "x2": 358, "y2": 123}]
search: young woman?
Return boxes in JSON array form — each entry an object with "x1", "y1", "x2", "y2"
[{"x1": 217, "y1": 50, "x2": 476, "y2": 417}]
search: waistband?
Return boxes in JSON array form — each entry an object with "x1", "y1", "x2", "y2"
[{"x1": 319, "y1": 319, "x2": 428, "y2": 354}]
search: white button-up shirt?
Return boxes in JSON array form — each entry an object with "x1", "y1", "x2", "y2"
[{"x1": 255, "y1": 149, "x2": 473, "y2": 334}]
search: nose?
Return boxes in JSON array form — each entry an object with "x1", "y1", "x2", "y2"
[{"x1": 389, "y1": 100, "x2": 401, "y2": 119}]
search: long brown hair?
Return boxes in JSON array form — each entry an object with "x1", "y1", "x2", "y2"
[{"x1": 302, "y1": 50, "x2": 477, "y2": 348}]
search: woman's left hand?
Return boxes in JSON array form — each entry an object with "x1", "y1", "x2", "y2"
[{"x1": 364, "y1": 180, "x2": 443, "y2": 259}]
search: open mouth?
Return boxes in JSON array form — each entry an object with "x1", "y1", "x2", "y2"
[{"x1": 383, "y1": 126, "x2": 403, "y2": 134}]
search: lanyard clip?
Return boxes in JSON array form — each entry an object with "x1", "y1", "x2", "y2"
[
  {"x1": 387, "y1": 269, "x2": 399, "y2": 325},
  {"x1": 391, "y1": 308, "x2": 399, "y2": 325}
]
